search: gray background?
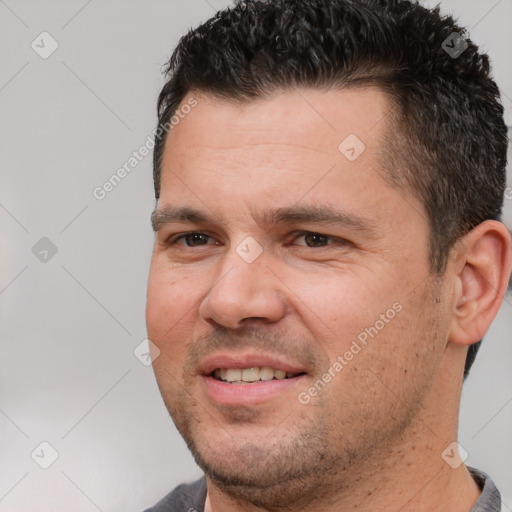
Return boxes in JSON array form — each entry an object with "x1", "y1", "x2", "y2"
[{"x1": 0, "y1": 1, "x2": 511, "y2": 510}]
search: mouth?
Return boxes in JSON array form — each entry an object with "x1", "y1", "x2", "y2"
[
  {"x1": 200, "y1": 354, "x2": 309, "y2": 405},
  {"x1": 210, "y1": 366, "x2": 306, "y2": 384}
]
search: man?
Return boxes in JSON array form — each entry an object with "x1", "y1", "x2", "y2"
[{"x1": 144, "y1": 0, "x2": 511, "y2": 510}]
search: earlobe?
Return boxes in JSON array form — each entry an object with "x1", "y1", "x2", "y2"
[{"x1": 448, "y1": 220, "x2": 512, "y2": 346}]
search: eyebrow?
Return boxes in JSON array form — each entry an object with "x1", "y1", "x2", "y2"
[{"x1": 151, "y1": 204, "x2": 376, "y2": 235}]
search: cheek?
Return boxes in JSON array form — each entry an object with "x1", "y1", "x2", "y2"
[
  {"x1": 145, "y1": 269, "x2": 168, "y2": 338},
  {"x1": 146, "y1": 264, "x2": 197, "y2": 343},
  {"x1": 282, "y1": 268, "x2": 392, "y2": 355},
  {"x1": 146, "y1": 283, "x2": 191, "y2": 379}
]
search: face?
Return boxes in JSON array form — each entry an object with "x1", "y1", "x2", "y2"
[{"x1": 146, "y1": 87, "x2": 451, "y2": 504}]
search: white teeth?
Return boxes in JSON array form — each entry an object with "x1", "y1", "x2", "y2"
[
  {"x1": 213, "y1": 367, "x2": 299, "y2": 383},
  {"x1": 259, "y1": 367, "x2": 275, "y2": 381},
  {"x1": 241, "y1": 367, "x2": 260, "y2": 382},
  {"x1": 225, "y1": 369, "x2": 242, "y2": 382}
]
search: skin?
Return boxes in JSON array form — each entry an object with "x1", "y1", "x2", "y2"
[{"x1": 145, "y1": 87, "x2": 511, "y2": 512}]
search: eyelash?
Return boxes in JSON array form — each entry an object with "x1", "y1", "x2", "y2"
[{"x1": 166, "y1": 231, "x2": 349, "y2": 248}]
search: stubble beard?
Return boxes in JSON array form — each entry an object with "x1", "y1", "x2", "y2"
[
  {"x1": 160, "y1": 372, "x2": 424, "y2": 511},
  {"x1": 168, "y1": 392, "x2": 356, "y2": 509}
]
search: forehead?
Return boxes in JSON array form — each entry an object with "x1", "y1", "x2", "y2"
[
  {"x1": 157, "y1": 87, "x2": 425, "y2": 232},
  {"x1": 163, "y1": 86, "x2": 392, "y2": 162},
  {"x1": 160, "y1": 87, "x2": 394, "y2": 196}
]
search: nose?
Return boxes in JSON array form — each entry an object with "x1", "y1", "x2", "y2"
[{"x1": 198, "y1": 247, "x2": 287, "y2": 330}]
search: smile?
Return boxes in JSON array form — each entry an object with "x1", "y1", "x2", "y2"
[{"x1": 211, "y1": 367, "x2": 304, "y2": 383}]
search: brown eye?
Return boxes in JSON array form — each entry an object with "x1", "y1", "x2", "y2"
[
  {"x1": 303, "y1": 233, "x2": 330, "y2": 247},
  {"x1": 172, "y1": 232, "x2": 215, "y2": 246},
  {"x1": 294, "y1": 232, "x2": 335, "y2": 247}
]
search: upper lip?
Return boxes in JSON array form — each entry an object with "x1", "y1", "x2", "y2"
[{"x1": 199, "y1": 353, "x2": 309, "y2": 376}]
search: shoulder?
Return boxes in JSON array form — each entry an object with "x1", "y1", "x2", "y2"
[
  {"x1": 142, "y1": 477, "x2": 207, "y2": 512},
  {"x1": 469, "y1": 466, "x2": 501, "y2": 512}
]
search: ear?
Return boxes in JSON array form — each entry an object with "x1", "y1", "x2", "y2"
[{"x1": 448, "y1": 220, "x2": 512, "y2": 346}]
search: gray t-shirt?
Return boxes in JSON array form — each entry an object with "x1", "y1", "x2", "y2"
[{"x1": 143, "y1": 466, "x2": 500, "y2": 512}]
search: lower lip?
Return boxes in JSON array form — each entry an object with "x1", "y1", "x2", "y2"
[{"x1": 202, "y1": 375, "x2": 307, "y2": 405}]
